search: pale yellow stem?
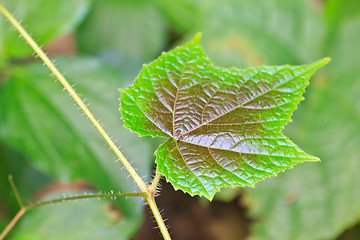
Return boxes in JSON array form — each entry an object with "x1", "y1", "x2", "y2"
[{"x1": 0, "y1": 209, "x2": 26, "y2": 240}]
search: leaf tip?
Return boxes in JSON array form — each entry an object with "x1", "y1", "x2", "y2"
[
  {"x1": 323, "y1": 57, "x2": 331, "y2": 63},
  {"x1": 191, "y1": 32, "x2": 202, "y2": 45},
  {"x1": 310, "y1": 156, "x2": 321, "y2": 162},
  {"x1": 313, "y1": 57, "x2": 331, "y2": 69},
  {"x1": 301, "y1": 154, "x2": 320, "y2": 162}
]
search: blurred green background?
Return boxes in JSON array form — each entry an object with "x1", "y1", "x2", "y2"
[{"x1": 0, "y1": 0, "x2": 359, "y2": 239}]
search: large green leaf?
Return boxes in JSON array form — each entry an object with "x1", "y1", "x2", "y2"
[
  {"x1": 243, "y1": 3, "x2": 360, "y2": 240},
  {"x1": 12, "y1": 191, "x2": 140, "y2": 240},
  {"x1": 0, "y1": 57, "x2": 153, "y2": 218},
  {"x1": 120, "y1": 34, "x2": 328, "y2": 200},
  {"x1": 76, "y1": 0, "x2": 166, "y2": 80},
  {"x1": 0, "y1": 0, "x2": 91, "y2": 59}
]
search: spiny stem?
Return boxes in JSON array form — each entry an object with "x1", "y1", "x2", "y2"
[
  {"x1": 149, "y1": 172, "x2": 162, "y2": 194},
  {"x1": 146, "y1": 196, "x2": 171, "y2": 240},
  {"x1": 26, "y1": 191, "x2": 146, "y2": 210},
  {"x1": 0, "y1": 3, "x2": 148, "y2": 194}
]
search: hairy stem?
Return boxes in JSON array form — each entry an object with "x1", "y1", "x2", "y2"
[
  {"x1": 26, "y1": 191, "x2": 146, "y2": 210},
  {"x1": 147, "y1": 196, "x2": 171, "y2": 240},
  {"x1": 0, "y1": 4, "x2": 171, "y2": 240},
  {"x1": 149, "y1": 172, "x2": 162, "y2": 194}
]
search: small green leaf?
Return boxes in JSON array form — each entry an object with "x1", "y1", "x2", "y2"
[{"x1": 120, "y1": 34, "x2": 329, "y2": 199}]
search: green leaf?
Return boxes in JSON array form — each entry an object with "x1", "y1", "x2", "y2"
[
  {"x1": 0, "y1": 57, "x2": 153, "y2": 218},
  {"x1": 76, "y1": 0, "x2": 166, "y2": 80},
  {"x1": 0, "y1": 0, "x2": 91, "y2": 59},
  {"x1": 120, "y1": 34, "x2": 329, "y2": 200},
  {"x1": 12, "y1": 191, "x2": 140, "y2": 240}
]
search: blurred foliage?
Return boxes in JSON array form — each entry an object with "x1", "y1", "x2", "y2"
[
  {"x1": 0, "y1": 0, "x2": 359, "y2": 239},
  {"x1": 76, "y1": 0, "x2": 167, "y2": 80}
]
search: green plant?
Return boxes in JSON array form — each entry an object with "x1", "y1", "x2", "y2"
[
  {"x1": 0, "y1": 3, "x2": 330, "y2": 240},
  {"x1": 1, "y1": 1, "x2": 359, "y2": 240}
]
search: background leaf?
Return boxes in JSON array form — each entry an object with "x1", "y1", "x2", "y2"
[
  {"x1": 192, "y1": 0, "x2": 325, "y2": 68},
  {"x1": 120, "y1": 35, "x2": 328, "y2": 199},
  {"x1": 0, "y1": 57, "x2": 153, "y2": 218},
  {"x1": 0, "y1": 142, "x2": 51, "y2": 212},
  {"x1": 154, "y1": 0, "x2": 212, "y2": 33},
  {"x1": 76, "y1": 0, "x2": 167, "y2": 80}
]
